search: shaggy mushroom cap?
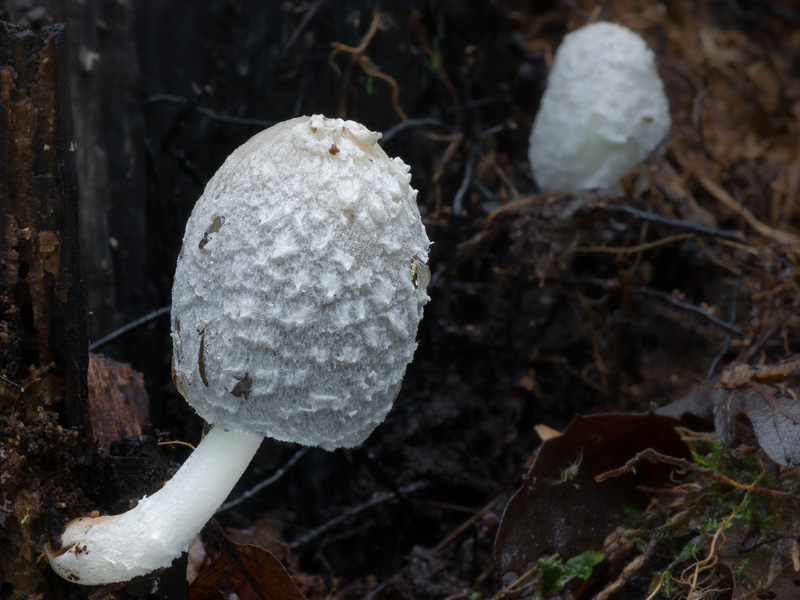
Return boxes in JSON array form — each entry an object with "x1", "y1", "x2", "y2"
[
  {"x1": 529, "y1": 21, "x2": 671, "y2": 193},
  {"x1": 171, "y1": 115, "x2": 430, "y2": 450},
  {"x1": 47, "y1": 116, "x2": 429, "y2": 586}
]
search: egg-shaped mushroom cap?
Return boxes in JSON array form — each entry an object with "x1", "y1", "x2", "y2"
[
  {"x1": 171, "y1": 115, "x2": 430, "y2": 450},
  {"x1": 529, "y1": 22, "x2": 671, "y2": 193}
]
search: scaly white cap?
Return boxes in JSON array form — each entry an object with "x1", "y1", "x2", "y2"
[
  {"x1": 529, "y1": 22, "x2": 671, "y2": 193},
  {"x1": 49, "y1": 116, "x2": 429, "y2": 585},
  {"x1": 171, "y1": 115, "x2": 431, "y2": 450}
]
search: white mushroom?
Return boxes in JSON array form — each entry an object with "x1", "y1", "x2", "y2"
[
  {"x1": 48, "y1": 115, "x2": 431, "y2": 584},
  {"x1": 529, "y1": 22, "x2": 671, "y2": 193}
]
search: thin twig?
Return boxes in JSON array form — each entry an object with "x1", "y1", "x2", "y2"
[
  {"x1": 595, "y1": 448, "x2": 800, "y2": 502},
  {"x1": 381, "y1": 117, "x2": 451, "y2": 144},
  {"x1": 591, "y1": 538, "x2": 657, "y2": 600},
  {"x1": 546, "y1": 276, "x2": 619, "y2": 290},
  {"x1": 443, "y1": 95, "x2": 511, "y2": 114},
  {"x1": 657, "y1": 59, "x2": 714, "y2": 161},
  {"x1": 737, "y1": 531, "x2": 800, "y2": 554},
  {"x1": 546, "y1": 276, "x2": 747, "y2": 339},
  {"x1": 217, "y1": 447, "x2": 310, "y2": 514},
  {"x1": 0, "y1": 374, "x2": 24, "y2": 392},
  {"x1": 489, "y1": 561, "x2": 543, "y2": 600},
  {"x1": 635, "y1": 288, "x2": 747, "y2": 338},
  {"x1": 570, "y1": 232, "x2": 696, "y2": 255},
  {"x1": 143, "y1": 94, "x2": 276, "y2": 128},
  {"x1": 158, "y1": 440, "x2": 196, "y2": 451},
  {"x1": 89, "y1": 305, "x2": 171, "y2": 352},
  {"x1": 435, "y1": 487, "x2": 508, "y2": 552},
  {"x1": 453, "y1": 124, "x2": 505, "y2": 214},
  {"x1": 289, "y1": 481, "x2": 430, "y2": 549},
  {"x1": 282, "y1": 0, "x2": 325, "y2": 53},
  {"x1": 706, "y1": 275, "x2": 743, "y2": 379},
  {"x1": 483, "y1": 195, "x2": 537, "y2": 230},
  {"x1": 739, "y1": 296, "x2": 800, "y2": 364},
  {"x1": 695, "y1": 171, "x2": 800, "y2": 247},
  {"x1": 589, "y1": 204, "x2": 746, "y2": 244}
]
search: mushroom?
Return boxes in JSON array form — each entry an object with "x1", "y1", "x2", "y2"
[
  {"x1": 48, "y1": 115, "x2": 431, "y2": 584},
  {"x1": 529, "y1": 22, "x2": 671, "y2": 193}
]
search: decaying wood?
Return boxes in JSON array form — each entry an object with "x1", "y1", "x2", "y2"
[
  {"x1": 0, "y1": 21, "x2": 86, "y2": 425},
  {"x1": 0, "y1": 21, "x2": 87, "y2": 598},
  {"x1": 87, "y1": 352, "x2": 149, "y2": 454}
]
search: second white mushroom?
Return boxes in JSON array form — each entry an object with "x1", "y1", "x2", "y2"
[{"x1": 529, "y1": 22, "x2": 672, "y2": 194}]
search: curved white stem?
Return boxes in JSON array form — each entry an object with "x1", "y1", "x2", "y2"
[{"x1": 48, "y1": 427, "x2": 263, "y2": 585}]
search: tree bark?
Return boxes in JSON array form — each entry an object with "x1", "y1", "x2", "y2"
[{"x1": 0, "y1": 20, "x2": 88, "y2": 599}]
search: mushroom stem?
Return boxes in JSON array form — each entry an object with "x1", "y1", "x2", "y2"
[{"x1": 47, "y1": 427, "x2": 263, "y2": 585}]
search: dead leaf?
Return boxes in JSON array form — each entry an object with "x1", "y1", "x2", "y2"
[
  {"x1": 713, "y1": 382, "x2": 800, "y2": 468},
  {"x1": 716, "y1": 507, "x2": 800, "y2": 600},
  {"x1": 227, "y1": 515, "x2": 295, "y2": 568},
  {"x1": 534, "y1": 424, "x2": 561, "y2": 441},
  {"x1": 494, "y1": 413, "x2": 693, "y2": 575},
  {"x1": 657, "y1": 379, "x2": 716, "y2": 422},
  {"x1": 660, "y1": 359, "x2": 800, "y2": 468},
  {"x1": 189, "y1": 540, "x2": 308, "y2": 600},
  {"x1": 186, "y1": 536, "x2": 208, "y2": 585}
]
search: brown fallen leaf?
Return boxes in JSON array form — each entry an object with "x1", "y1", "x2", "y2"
[
  {"x1": 494, "y1": 413, "x2": 695, "y2": 575},
  {"x1": 533, "y1": 423, "x2": 561, "y2": 441},
  {"x1": 660, "y1": 358, "x2": 800, "y2": 468},
  {"x1": 189, "y1": 539, "x2": 307, "y2": 600}
]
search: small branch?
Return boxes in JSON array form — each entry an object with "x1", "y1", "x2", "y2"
[
  {"x1": 570, "y1": 232, "x2": 696, "y2": 255},
  {"x1": 739, "y1": 296, "x2": 800, "y2": 363},
  {"x1": 0, "y1": 374, "x2": 24, "y2": 392},
  {"x1": 706, "y1": 275, "x2": 743, "y2": 379},
  {"x1": 453, "y1": 124, "x2": 505, "y2": 214},
  {"x1": 89, "y1": 305, "x2": 171, "y2": 352},
  {"x1": 587, "y1": 204, "x2": 746, "y2": 244},
  {"x1": 737, "y1": 531, "x2": 800, "y2": 554},
  {"x1": 595, "y1": 448, "x2": 800, "y2": 502},
  {"x1": 289, "y1": 481, "x2": 429, "y2": 549},
  {"x1": 381, "y1": 117, "x2": 451, "y2": 144},
  {"x1": 695, "y1": 171, "x2": 800, "y2": 247},
  {"x1": 282, "y1": 0, "x2": 325, "y2": 53},
  {"x1": 591, "y1": 538, "x2": 657, "y2": 600},
  {"x1": 634, "y1": 288, "x2": 747, "y2": 338},
  {"x1": 217, "y1": 447, "x2": 310, "y2": 514},
  {"x1": 435, "y1": 488, "x2": 508, "y2": 552},
  {"x1": 657, "y1": 59, "x2": 714, "y2": 161},
  {"x1": 143, "y1": 94, "x2": 276, "y2": 128},
  {"x1": 547, "y1": 277, "x2": 748, "y2": 339}
]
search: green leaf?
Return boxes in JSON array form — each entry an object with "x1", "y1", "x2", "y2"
[
  {"x1": 537, "y1": 551, "x2": 604, "y2": 598},
  {"x1": 692, "y1": 440, "x2": 724, "y2": 469}
]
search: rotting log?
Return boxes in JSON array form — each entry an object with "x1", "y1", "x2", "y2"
[
  {"x1": 0, "y1": 21, "x2": 86, "y2": 427},
  {"x1": 0, "y1": 21, "x2": 88, "y2": 598},
  {"x1": 87, "y1": 352, "x2": 149, "y2": 454}
]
